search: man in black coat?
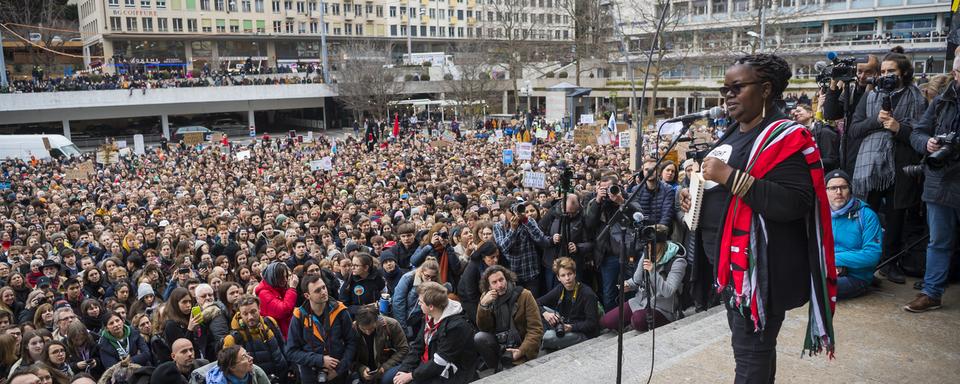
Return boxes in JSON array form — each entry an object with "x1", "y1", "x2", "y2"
[
  {"x1": 822, "y1": 54, "x2": 880, "y2": 174},
  {"x1": 538, "y1": 194, "x2": 594, "y2": 292},
  {"x1": 393, "y1": 282, "x2": 477, "y2": 384}
]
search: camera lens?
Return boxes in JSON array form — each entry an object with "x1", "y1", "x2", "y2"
[{"x1": 608, "y1": 185, "x2": 621, "y2": 195}]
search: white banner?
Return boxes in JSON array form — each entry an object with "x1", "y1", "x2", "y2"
[
  {"x1": 516, "y1": 142, "x2": 533, "y2": 160},
  {"x1": 522, "y1": 171, "x2": 546, "y2": 189}
]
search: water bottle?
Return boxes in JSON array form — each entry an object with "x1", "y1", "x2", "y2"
[{"x1": 379, "y1": 292, "x2": 390, "y2": 314}]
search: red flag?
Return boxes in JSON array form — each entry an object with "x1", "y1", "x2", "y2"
[{"x1": 393, "y1": 113, "x2": 400, "y2": 137}]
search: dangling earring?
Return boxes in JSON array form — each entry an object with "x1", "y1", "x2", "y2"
[{"x1": 762, "y1": 103, "x2": 767, "y2": 119}]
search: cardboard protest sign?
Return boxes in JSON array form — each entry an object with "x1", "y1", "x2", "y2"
[
  {"x1": 65, "y1": 161, "x2": 95, "y2": 181},
  {"x1": 183, "y1": 132, "x2": 204, "y2": 146}
]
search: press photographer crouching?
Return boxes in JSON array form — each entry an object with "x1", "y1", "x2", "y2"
[
  {"x1": 474, "y1": 265, "x2": 543, "y2": 372},
  {"x1": 598, "y1": 225, "x2": 687, "y2": 332},
  {"x1": 536, "y1": 257, "x2": 600, "y2": 351},
  {"x1": 905, "y1": 57, "x2": 960, "y2": 313},
  {"x1": 849, "y1": 46, "x2": 926, "y2": 285}
]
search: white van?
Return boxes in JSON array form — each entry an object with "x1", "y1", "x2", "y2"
[{"x1": 0, "y1": 135, "x2": 82, "y2": 160}]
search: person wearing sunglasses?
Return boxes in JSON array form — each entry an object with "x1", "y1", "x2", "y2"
[{"x1": 680, "y1": 53, "x2": 837, "y2": 383}]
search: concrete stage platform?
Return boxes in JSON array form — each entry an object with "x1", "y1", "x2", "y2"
[{"x1": 479, "y1": 275, "x2": 960, "y2": 383}]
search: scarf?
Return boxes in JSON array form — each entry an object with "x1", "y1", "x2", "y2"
[
  {"x1": 421, "y1": 316, "x2": 442, "y2": 363},
  {"x1": 717, "y1": 119, "x2": 837, "y2": 357},
  {"x1": 830, "y1": 198, "x2": 858, "y2": 218},
  {"x1": 853, "y1": 85, "x2": 926, "y2": 197}
]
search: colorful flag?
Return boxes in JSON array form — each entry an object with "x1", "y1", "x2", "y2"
[{"x1": 949, "y1": 0, "x2": 960, "y2": 61}]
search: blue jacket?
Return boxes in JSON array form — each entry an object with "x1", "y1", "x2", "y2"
[
  {"x1": 831, "y1": 199, "x2": 882, "y2": 283},
  {"x1": 632, "y1": 181, "x2": 676, "y2": 227},
  {"x1": 391, "y1": 270, "x2": 421, "y2": 330},
  {"x1": 285, "y1": 301, "x2": 357, "y2": 384}
]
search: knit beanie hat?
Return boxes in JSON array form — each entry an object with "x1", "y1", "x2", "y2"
[
  {"x1": 137, "y1": 282, "x2": 155, "y2": 301},
  {"x1": 824, "y1": 169, "x2": 851, "y2": 185}
]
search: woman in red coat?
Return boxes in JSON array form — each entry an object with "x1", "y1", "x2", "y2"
[{"x1": 255, "y1": 262, "x2": 299, "y2": 339}]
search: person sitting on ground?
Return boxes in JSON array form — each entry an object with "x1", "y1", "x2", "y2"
[
  {"x1": 392, "y1": 282, "x2": 477, "y2": 384},
  {"x1": 392, "y1": 260, "x2": 441, "y2": 339},
  {"x1": 599, "y1": 225, "x2": 687, "y2": 333},
  {"x1": 286, "y1": 275, "x2": 356, "y2": 384},
  {"x1": 189, "y1": 345, "x2": 271, "y2": 384},
  {"x1": 351, "y1": 305, "x2": 409, "y2": 384},
  {"x1": 536, "y1": 257, "x2": 600, "y2": 351},
  {"x1": 474, "y1": 265, "x2": 543, "y2": 371},
  {"x1": 825, "y1": 170, "x2": 882, "y2": 299}
]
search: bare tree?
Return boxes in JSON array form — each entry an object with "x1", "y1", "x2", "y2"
[
  {"x1": 620, "y1": 0, "x2": 694, "y2": 122},
  {"x1": 559, "y1": 0, "x2": 613, "y2": 86},
  {"x1": 333, "y1": 40, "x2": 405, "y2": 121},
  {"x1": 0, "y1": 0, "x2": 77, "y2": 70},
  {"x1": 444, "y1": 40, "x2": 505, "y2": 126}
]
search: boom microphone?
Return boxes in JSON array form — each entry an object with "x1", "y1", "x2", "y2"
[
  {"x1": 665, "y1": 106, "x2": 726, "y2": 123},
  {"x1": 826, "y1": 51, "x2": 839, "y2": 61},
  {"x1": 814, "y1": 61, "x2": 828, "y2": 72}
]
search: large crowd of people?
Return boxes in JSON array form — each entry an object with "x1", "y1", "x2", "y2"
[{"x1": 0, "y1": 48, "x2": 957, "y2": 384}]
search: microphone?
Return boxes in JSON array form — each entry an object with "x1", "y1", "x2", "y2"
[
  {"x1": 664, "y1": 106, "x2": 726, "y2": 123},
  {"x1": 632, "y1": 211, "x2": 645, "y2": 224},
  {"x1": 826, "y1": 51, "x2": 838, "y2": 61},
  {"x1": 814, "y1": 61, "x2": 828, "y2": 72}
]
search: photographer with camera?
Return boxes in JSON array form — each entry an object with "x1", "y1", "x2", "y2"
[
  {"x1": 905, "y1": 57, "x2": 960, "y2": 313},
  {"x1": 539, "y1": 194, "x2": 594, "y2": 293},
  {"x1": 822, "y1": 55, "x2": 880, "y2": 174},
  {"x1": 583, "y1": 174, "x2": 631, "y2": 311},
  {"x1": 474, "y1": 265, "x2": 543, "y2": 371},
  {"x1": 849, "y1": 47, "x2": 927, "y2": 285},
  {"x1": 536, "y1": 257, "x2": 600, "y2": 351},
  {"x1": 492, "y1": 198, "x2": 556, "y2": 298}
]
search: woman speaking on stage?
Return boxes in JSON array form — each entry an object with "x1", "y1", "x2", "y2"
[{"x1": 681, "y1": 53, "x2": 838, "y2": 383}]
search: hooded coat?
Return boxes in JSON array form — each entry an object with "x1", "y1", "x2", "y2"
[
  {"x1": 338, "y1": 268, "x2": 386, "y2": 315},
  {"x1": 398, "y1": 301, "x2": 478, "y2": 384},
  {"x1": 255, "y1": 263, "x2": 298, "y2": 339}
]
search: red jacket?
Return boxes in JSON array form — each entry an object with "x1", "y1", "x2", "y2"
[{"x1": 255, "y1": 279, "x2": 298, "y2": 339}]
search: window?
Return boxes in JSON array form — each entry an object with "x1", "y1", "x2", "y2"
[
  {"x1": 420, "y1": 25, "x2": 426, "y2": 35},
  {"x1": 429, "y1": 26, "x2": 436, "y2": 36},
  {"x1": 257, "y1": 21, "x2": 266, "y2": 32},
  {"x1": 284, "y1": 1, "x2": 292, "y2": 10},
  {"x1": 376, "y1": 5, "x2": 383, "y2": 17},
  {"x1": 298, "y1": 21, "x2": 305, "y2": 33},
  {"x1": 457, "y1": 10, "x2": 463, "y2": 19},
  {"x1": 273, "y1": 20, "x2": 282, "y2": 32},
  {"x1": 188, "y1": 19, "x2": 198, "y2": 32},
  {"x1": 230, "y1": 23, "x2": 240, "y2": 32},
  {"x1": 110, "y1": 17, "x2": 122, "y2": 31},
  {"x1": 410, "y1": 25, "x2": 416, "y2": 36},
  {"x1": 344, "y1": 23, "x2": 352, "y2": 35},
  {"x1": 356, "y1": 24, "x2": 363, "y2": 35},
  {"x1": 310, "y1": 21, "x2": 318, "y2": 33},
  {"x1": 297, "y1": 1, "x2": 305, "y2": 13},
  {"x1": 215, "y1": 0, "x2": 225, "y2": 11},
  {"x1": 355, "y1": 4, "x2": 362, "y2": 16},
  {"x1": 217, "y1": 23, "x2": 226, "y2": 33},
  {"x1": 243, "y1": 0, "x2": 252, "y2": 12},
  {"x1": 334, "y1": 26, "x2": 341, "y2": 35},
  {"x1": 272, "y1": 1, "x2": 280, "y2": 12},
  {"x1": 429, "y1": 8, "x2": 435, "y2": 18},
  {"x1": 125, "y1": 0, "x2": 135, "y2": 6},
  {"x1": 141, "y1": 0, "x2": 151, "y2": 7},
  {"x1": 331, "y1": 4, "x2": 340, "y2": 15},
  {"x1": 229, "y1": 0, "x2": 238, "y2": 11},
  {"x1": 157, "y1": 18, "x2": 168, "y2": 32},
  {"x1": 389, "y1": 6, "x2": 396, "y2": 17},
  {"x1": 173, "y1": 18, "x2": 183, "y2": 32},
  {"x1": 126, "y1": 17, "x2": 137, "y2": 31},
  {"x1": 366, "y1": 4, "x2": 373, "y2": 14},
  {"x1": 309, "y1": 1, "x2": 316, "y2": 11},
  {"x1": 201, "y1": 0, "x2": 210, "y2": 11},
  {"x1": 391, "y1": 24, "x2": 397, "y2": 35},
  {"x1": 285, "y1": 21, "x2": 293, "y2": 33},
  {"x1": 109, "y1": 0, "x2": 119, "y2": 7},
  {"x1": 157, "y1": 0, "x2": 167, "y2": 7},
  {"x1": 256, "y1": 0, "x2": 265, "y2": 12}
]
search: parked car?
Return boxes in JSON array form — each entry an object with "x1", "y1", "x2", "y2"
[
  {"x1": 209, "y1": 118, "x2": 245, "y2": 131},
  {"x1": 172, "y1": 126, "x2": 216, "y2": 142}
]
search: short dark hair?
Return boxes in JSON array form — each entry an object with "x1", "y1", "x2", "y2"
[
  {"x1": 883, "y1": 46, "x2": 914, "y2": 85},
  {"x1": 235, "y1": 294, "x2": 260, "y2": 308},
  {"x1": 299, "y1": 273, "x2": 325, "y2": 293},
  {"x1": 217, "y1": 345, "x2": 243, "y2": 371},
  {"x1": 355, "y1": 305, "x2": 379, "y2": 327}
]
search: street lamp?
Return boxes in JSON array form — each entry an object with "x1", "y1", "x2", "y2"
[{"x1": 524, "y1": 80, "x2": 532, "y2": 114}]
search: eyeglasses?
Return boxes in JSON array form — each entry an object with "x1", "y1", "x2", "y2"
[
  {"x1": 719, "y1": 81, "x2": 763, "y2": 97},
  {"x1": 50, "y1": 348, "x2": 65, "y2": 355},
  {"x1": 422, "y1": 273, "x2": 438, "y2": 280},
  {"x1": 826, "y1": 185, "x2": 850, "y2": 193}
]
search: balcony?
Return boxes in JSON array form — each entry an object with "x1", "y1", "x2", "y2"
[
  {"x1": 421, "y1": 15, "x2": 430, "y2": 23},
  {"x1": 450, "y1": 17, "x2": 458, "y2": 24},
  {"x1": 344, "y1": 12, "x2": 354, "y2": 20},
  {"x1": 467, "y1": 17, "x2": 476, "y2": 25},
  {"x1": 421, "y1": 0, "x2": 429, "y2": 5},
  {"x1": 400, "y1": 15, "x2": 408, "y2": 23},
  {"x1": 468, "y1": 0, "x2": 476, "y2": 8}
]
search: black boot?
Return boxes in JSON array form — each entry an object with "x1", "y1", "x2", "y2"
[{"x1": 886, "y1": 264, "x2": 906, "y2": 284}]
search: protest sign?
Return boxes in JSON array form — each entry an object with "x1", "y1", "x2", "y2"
[
  {"x1": 503, "y1": 149, "x2": 514, "y2": 164},
  {"x1": 516, "y1": 142, "x2": 533, "y2": 160},
  {"x1": 522, "y1": 171, "x2": 546, "y2": 189}
]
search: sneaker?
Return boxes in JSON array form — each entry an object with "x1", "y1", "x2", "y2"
[
  {"x1": 904, "y1": 294, "x2": 942, "y2": 313},
  {"x1": 886, "y1": 265, "x2": 906, "y2": 284}
]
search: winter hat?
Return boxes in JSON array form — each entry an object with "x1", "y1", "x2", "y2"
[
  {"x1": 824, "y1": 169, "x2": 851, "y2": 185},
  {"x1": 471, "y1": 241, "x2": 499, "y2": 260},
  {"x1": 275, "y1": 214, "x2": 289, "y2": 228},
  {"x1": 137, "y1": 282, "x2": 155, "y2": 301}
]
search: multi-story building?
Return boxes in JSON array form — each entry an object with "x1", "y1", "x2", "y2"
[
  {"x1": 614, "y1": 2, "x2": 948, "y2": 83},
  {"x1": 76, "y1": 0, "x2": 574, "y2": 73}
]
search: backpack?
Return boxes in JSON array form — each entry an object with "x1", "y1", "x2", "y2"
[{"x1": 150, "y1": 334, "x2": 172, "y2": 364}]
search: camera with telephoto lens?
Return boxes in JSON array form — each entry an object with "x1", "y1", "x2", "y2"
[
  {"x1": 866, "y1": 74, "x2": 899, "y2": 93},
  {"x1": 816, "y1": 56, "x2": 858, "y2": 88},
  {"x1": 903, "y1": 132, "x2": 959, "y2": 177},
  {"x1": 607, "y1": 184, "x2": 622, "y2": 196}
]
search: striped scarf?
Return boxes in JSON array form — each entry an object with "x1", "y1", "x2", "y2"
[{"x1": 717, "y1": 119, "x2": 837, "y2": 357}]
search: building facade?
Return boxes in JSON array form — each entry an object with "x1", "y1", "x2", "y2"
[
  {"x1": 76, "y1": 0, "x2": 575, "y2": 72},
  {"x1": 616, "y1": 0, "x2": 952, "y2": 81}
]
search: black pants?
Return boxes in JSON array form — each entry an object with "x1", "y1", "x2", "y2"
[
  {"x1": 474, "y1": 332, "x2": 510, "y2": 372},
  {"x1": 727, "y1": 309, "x2": 785, "y2": 384}
]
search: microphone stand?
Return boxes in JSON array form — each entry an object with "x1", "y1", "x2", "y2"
[{"x1": 599, "y1": 119, "x2": 694, "y2": 384}]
